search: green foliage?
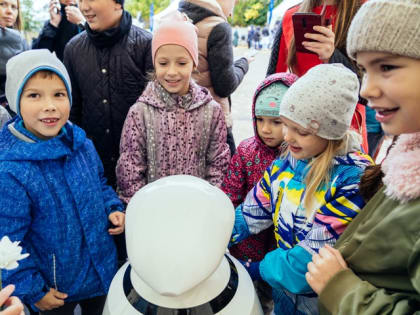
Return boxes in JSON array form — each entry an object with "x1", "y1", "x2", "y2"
[
  {"x1": 232, "y1": 0, "x2": 282, "y2": 26},
  {"x1": 20, "y1": 0, "x2": 42, "y2": 32},
  {"x1": 125, "y1": 0, "x2": 282, "y2": 27},
  {"x1": 125, "y1": 0, "x2": 170, "y2": 25}
]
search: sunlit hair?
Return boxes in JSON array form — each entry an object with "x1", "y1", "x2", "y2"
[
  {"x1": 286, "y1": 0, "x2": 361, "y2": 71},
  {"x1": 282, "y1": 130, "x2": 360, "y2": 217},
  {"x1": 13, "y1": 0, "x2": 23, "y2": 31}
]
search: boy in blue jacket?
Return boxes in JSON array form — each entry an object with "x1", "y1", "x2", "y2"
[{"x1": 0, "y1": 49, "x2": 125, "y2": 315}]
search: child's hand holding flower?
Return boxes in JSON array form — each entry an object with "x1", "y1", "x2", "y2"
[
  {"x1": 108, "y1": 212, "x2": 125, "y2": 235},
  {"x1": 305, "y1": 245, "x2": 348, "y2": 295}
]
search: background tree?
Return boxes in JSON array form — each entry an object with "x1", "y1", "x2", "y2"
[
  {"x1": 232, "y1": 0, "x2": 282, "y2": 26},
  {"x1": 20, "y1": 0, "x2": 42, "y2": 32},
  {"x1": 125, "y1": 0, "x2": 170, "y2": 26},
  {"x1": 125, "y1": 0, "x2": 283, "y2": 27}
]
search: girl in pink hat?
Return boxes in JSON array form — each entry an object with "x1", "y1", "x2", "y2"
[{"x1": 116, "y1": 12, "x2": 230, "y2": 205}]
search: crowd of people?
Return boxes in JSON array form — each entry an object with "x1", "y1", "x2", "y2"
[{"x1": 0, "y1": 0, "x2": 419, "y2": 314}]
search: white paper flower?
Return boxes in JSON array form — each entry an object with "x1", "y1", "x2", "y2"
[{"x1": 0, "y1": 236, "x2": 30, "y2": 270}]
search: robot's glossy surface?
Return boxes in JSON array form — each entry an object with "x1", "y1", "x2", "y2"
[{"x1": 103, "y1": 175, "x2": 263, "y2": 315}]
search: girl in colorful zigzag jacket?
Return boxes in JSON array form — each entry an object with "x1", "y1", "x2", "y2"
[{"x1": 230, "y1": 63, "x2": 372, "y2": 314}]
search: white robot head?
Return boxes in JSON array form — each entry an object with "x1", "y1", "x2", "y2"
[
  {"x1": 104, "y1": 175, "x2": 263, "y2": 315},
  {"x1": 125, "y1": 175, "x2": 234, "y2": 297}
]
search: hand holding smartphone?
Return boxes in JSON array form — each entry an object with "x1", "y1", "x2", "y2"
[
  {"x1": 292, "y1": 13, "x2": 323, "y2": 54},
  {"x1": 54, "y1": 1, "x2": 61, "y2": 14}
]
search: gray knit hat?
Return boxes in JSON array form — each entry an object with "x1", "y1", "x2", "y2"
[
  {"x1": 279, "y1": 64, "x2": 359, "y2": 140},
  {"x1": 5, "y1": 49, "x2": 72, "y2": 115},
  {"x1": 347, "y1": 0, "x2": 420, "y2": 60}
]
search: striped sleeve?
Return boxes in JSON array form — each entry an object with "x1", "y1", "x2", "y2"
[{"x1": 298, "y1": 170, "x2": 366, "y2": 254}]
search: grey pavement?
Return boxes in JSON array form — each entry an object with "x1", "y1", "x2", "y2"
[{"x1": 231, "y1": 47, "x2": 271, "y2": 145}]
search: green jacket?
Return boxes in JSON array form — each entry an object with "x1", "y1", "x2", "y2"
[{"x1": 319, "y1": 132, "x2": 420, "y2": 315}]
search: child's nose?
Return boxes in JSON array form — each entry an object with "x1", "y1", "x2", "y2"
[
  {"x1": 44, "y1": 99, "x2": 57, "y2": 111},
  {"x1": 360, "y1": 73, "x2": 380, "y2": 100},
  {"x1": 261, "y1": 122, "x2": 270, "y2": 133},
  {"x1": 167, "y1": 64, "x2": 177, "y2": 75}
]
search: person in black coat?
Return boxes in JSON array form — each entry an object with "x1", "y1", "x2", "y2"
[
  {"x1": 32, "y1": 0, "x2": 85, "y2": 61},
  {"x1": 64, "y1": 0, "x2": 153, "y2": 190},
  {"x1": 64, "y1": 0, "x2": 153, "y2": 265}
]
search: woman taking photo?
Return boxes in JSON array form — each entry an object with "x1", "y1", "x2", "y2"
[{"x1": 266, "y1": 0, "x2": 368, "y2": 152}]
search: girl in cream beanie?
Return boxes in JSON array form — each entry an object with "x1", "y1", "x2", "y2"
[{"x1": 306, "y1": 1, "x2": 420, "y2": 314}]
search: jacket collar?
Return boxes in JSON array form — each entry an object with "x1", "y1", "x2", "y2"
[
  {"x1": 85, "y1": 10, "x2": 132, "y2": 49},
  {"x1": 138, "y1": 80, "x2": 213, "y2": 111},
  {"x1": 382, "y1": 132, "x2": 420, "y2": 203},
  {"x1": 0, "y1": 116, "x2": 86, "y2": 162}
]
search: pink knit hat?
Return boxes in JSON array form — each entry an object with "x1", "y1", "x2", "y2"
[{"x1": 152, "y1": 11, "x2": 199, "y2": 66}]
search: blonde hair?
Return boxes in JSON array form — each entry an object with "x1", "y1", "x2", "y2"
[
  {"x1": 287, "y1": 0, "x2": 361, "y2": 71},
  {"x1": 283, "y1": 131, "x2": 356, "y2": 217},
  {"x1": 7, "y1": 0, "x2": 23, "y2": 31}
]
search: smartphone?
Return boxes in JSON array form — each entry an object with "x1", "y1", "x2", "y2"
[
  {"x1": 53, "y1": 1, "x2": 61, "y2": 14},
  {"x1": 292, "y1": 13, "x2": 322, "y2": 54}
]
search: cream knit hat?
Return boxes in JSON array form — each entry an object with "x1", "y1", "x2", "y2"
[
  {"x1": 347, "y1": 0, "x2": 420, "y2": 60},
  {"x1": 279, "y1": 64, "x2": 359, "y2": 140}
]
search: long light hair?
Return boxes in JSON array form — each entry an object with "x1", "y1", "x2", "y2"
[
  {"x1": 287, "y1": 0, "x2": 361, "y2": 71},
  {"x1": 283, "y1": 131, "x2": 358, "y2": 217},
  {"x1": 8, "y1": 0, "x2": 23, "y2": 31}
]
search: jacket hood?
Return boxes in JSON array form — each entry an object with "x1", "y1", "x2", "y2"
[
  {"x1": 5, "y1": 49, "x2": 72, "y2": 115},
  {"x1": 382, "y1": 132, "x2": 420, "y2": 203},
  {"x1": 138, "y1": 80, "x2": 214, "y2": 111},
  {"x1": 179, "y1": 0, "x2": 227, "y2": 23},
  {"x1": 0, "y1": 116, "x2": 86, "y2": 162},
  {"x1": 252, "y1": 72, "x2": 298, "y2": 149}
]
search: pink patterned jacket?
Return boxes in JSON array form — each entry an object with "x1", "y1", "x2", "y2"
[
  {"x1": 221, "y1": 72, "x2": 298, "y2": 261},
  {"x1": 116, "y1": 80, "x2": 230, "y2": 204}
]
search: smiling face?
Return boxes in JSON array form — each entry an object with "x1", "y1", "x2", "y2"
[
  {"x1": 154, "y1": 44, "x2": 194, "y2": 96},
  {"x1": 0, "y1": 0, "x2": 18, "y2": 28},
  {"x1": 281, "y1": 116, "x2": 328, "y2": 160},
  {"x1": 20, "y1": 72, "x2": 70, "y2": 140},
  {"x1": 256, "y1": 116, "x2": 284, "y2": 148},
  {"x1": 78, "y1": 0, "x2": 122, "y2": 32},
  {"x1": 357, "y1": 51, "x2": 420, "y2": 136}
]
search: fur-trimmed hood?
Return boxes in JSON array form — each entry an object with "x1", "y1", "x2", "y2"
[{"x1": 382, "y1": 132, "x2": 420, "y2": 203}]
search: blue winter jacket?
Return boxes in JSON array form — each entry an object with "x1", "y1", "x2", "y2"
[{"x1": 0, "y1": 117, "x2": 122, "y2": 308}]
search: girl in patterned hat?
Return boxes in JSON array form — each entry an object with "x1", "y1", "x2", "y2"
[{"x1": 230, "y1": 63, "x2": 372, "y2": 314}]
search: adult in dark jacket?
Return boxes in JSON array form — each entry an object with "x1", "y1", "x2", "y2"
[
  {"x1": 32, "y1": 0, "x2": 85, "y2": 61},
  {"x1": 63, "y1": 0, "x2": 153, "y2": 189},
  {"x1": 178, "y1": 0, "x2": 250, "y2": 155}
]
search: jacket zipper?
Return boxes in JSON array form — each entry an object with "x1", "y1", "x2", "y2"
[{"x1": 52, "y1": 254, "x2": 58, "y2": 290}]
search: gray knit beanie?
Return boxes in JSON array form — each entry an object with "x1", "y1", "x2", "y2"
[
  {"x1": 347, "y1": 0, "x2": 420, "y2": 60},
  {"x1": 5, "y1": 49, "x2": 72, "y2": 115},
  {"x1": 280, "y1": 64, "x2": 359, "y2": 140}
]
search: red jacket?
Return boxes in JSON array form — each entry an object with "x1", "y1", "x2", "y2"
[
  {"x1": 268, "y1": 4, "x2": 369, "y2": 153},
  {"x1": 222, "y1": 73, "x2": 298, "y2": 261}
]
